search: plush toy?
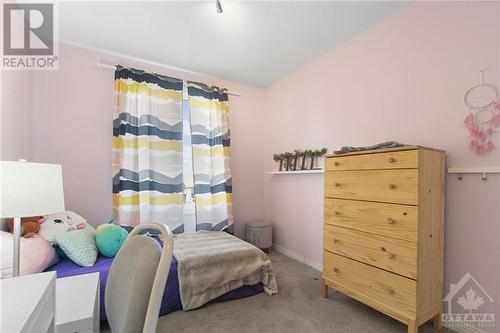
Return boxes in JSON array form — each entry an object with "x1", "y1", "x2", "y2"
[
  {"x1": 6, "y1": 216, "x2": 43, "y2": 238},
  {"x1": 39, "y1": 211, "x2": 94, "y2": 245},
  {"x1": 95, "y1": 223, "x2": 128, "y2": 257}
]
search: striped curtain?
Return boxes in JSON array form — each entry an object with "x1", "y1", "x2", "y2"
[
  {"x1": 113, "y1": 66, "x2": 184, "y2": 233},
  {"x1": 187, "y1": 81, "x2": 233, "y2": 233}
]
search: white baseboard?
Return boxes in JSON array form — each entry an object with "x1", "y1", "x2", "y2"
[
  {"x1": 272, "y1": 243, "x2": 322, "y2": 272},
  {"x1": 304, "y1": 257, "x2": 323, "y2": 272}
]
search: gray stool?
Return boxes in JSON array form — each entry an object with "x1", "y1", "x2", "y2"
[{"x1": 245, "y1": 222, "x2": 272, "y2": 253}]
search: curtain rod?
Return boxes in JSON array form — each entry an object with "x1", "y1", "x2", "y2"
[{"x1": 97, "y1": 62, "x2": 242, "y2": 97}]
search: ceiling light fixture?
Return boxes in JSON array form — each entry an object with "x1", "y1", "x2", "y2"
[{"x1": 215, "y1": 0, "x2": 223, "y2": 13}]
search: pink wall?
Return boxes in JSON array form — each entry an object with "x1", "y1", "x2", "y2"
[
  {"x1": 24, "y1": 44, "x2": 266, "y2": 238},
  {"x1": 263, "y1": 1, "x2": 499, "y2": 323},
  {"x1": 1, "y1": 70, "x2": 34, "y2": 160}
]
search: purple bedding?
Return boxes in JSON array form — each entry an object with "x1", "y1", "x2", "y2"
[{"x1": 45, "y1": 255, "x2": 263, "y2": 320}]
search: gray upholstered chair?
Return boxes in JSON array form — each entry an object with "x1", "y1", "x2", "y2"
[{"x1": 105, "y1": 223, "x2": 174, "y2": 333}]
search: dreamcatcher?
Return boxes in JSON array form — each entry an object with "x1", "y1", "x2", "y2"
[{"x1": 463, "y1": 68, "x2": 500, "y2": 154}]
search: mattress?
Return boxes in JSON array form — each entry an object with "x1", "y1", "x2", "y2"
[{"x1": 45, "y1": 254, "x2": 264, "y2": 320}]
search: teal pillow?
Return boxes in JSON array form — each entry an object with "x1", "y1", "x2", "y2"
[
  {"x1": 56, "y1": 229, "x2": 97, "y2": 267},
  {"x1": 95, "y1": 224, "x2": 128, "y2": 257}
]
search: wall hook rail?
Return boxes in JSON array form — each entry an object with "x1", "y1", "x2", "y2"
[{"x1": 448, "y1": 167, "x2": 500, "y2": 181}]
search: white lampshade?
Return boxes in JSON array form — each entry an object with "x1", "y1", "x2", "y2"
[{"x1": 0, "y1": 161, "x2": 65, "y2": 217}]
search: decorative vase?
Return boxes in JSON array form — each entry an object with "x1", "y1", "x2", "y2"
[
  {"x1": 312, "y1": 156, "x2": 320, "y2": 169},
  {"x1": 315, "y1": 156, "x2": 325, "y2": 169},
  {"x1": 309, "y1": 156, "x2": 315, "y2": 169}
]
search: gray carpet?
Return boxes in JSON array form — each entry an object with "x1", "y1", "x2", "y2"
[
  {"x1": 104, "y1": 252, "x2": 453, "y2": 332},
  {"x1": 158, "y1": 252, "x2": 452, "y2": 333}
]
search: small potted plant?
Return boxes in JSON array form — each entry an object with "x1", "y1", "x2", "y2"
[
  {"x1": 302, "y1": 149, "x2": 314, "y2": 170},
  {"x1": 299, "y1": 150, "x2": 306, "y2": 170},
  {"x1": 311, "y1": 148, "x2": 328, "y2": 169},
  {"x1": 273, "y1": 153, "x2": 284, "y2": 171},
  {"x1": 283, "y1": 152, "x2": 294, "y2": 171},
  {"x1": 293, "y1": 149, "x2": 303, "y2": 171},
  {"x1": 299, "y1": 150, "x2": 309, "y2": 170}
]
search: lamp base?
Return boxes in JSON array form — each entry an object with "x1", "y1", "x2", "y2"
[{"x1": 13, "y1": 217, "x2": 21, "y2": 277}]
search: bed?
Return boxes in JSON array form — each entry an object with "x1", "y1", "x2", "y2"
[
  {"x1": 45, "y1": 254, "x2": 264, "y2": 320},
  {"x1": 45, "y1": 230, "x2": 279, "y2": 320}
]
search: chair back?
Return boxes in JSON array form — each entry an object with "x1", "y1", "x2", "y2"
[{"x1": 105, "y1": 223, "x2": 173, "y2": 333}]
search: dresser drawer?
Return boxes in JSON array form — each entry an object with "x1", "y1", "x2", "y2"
[
  {"x1": 325, "y1": 150, "x2": 418, "y2": 171},
  {"x1": 324, "y1": 198, "x2": 418, "y2": 242},
  {"x1": 324, "y1": 169, "x2": 419, "y2": 205},
  {"x1": 323, "y1": 252, "x2": 416, "y2": 317},
  {"x1": 324, "y1": 225, "x2": 417, "y2": 279}
]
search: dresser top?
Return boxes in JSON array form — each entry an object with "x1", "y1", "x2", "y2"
[{"x1": 325, "y1": 145, "x2": 444, "y2": 158}]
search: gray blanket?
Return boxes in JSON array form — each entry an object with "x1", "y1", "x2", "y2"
[{"x1": 173, "y1": 231, "x2": 278, "y2": 310}]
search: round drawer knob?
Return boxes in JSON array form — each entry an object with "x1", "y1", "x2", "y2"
[
  {"x1": 380, "y1": 247, "x2": 386, "y2": 252},
  {"x1": 334, "y1": 183, "x2": 341, "y2": 187},
  {"x1": 388, "y1": 184, "x2": 397, "y2": 189},
  {"x1": 387, "y1": 288, "x2": 395, "y2": 295},
  {"x1": 334, "y1": 161, "x2": 340, "y2": 166},
  {"x1": 332, "y1": 238, "x2": 339, "y2": 243},
  {"x1": 334, "y1": 211, "x2": 341, "y2": 216},
  {"x1": 333, "y1": 268, "x2": 339, "y2": 273},
  {"x1": 388, "y1": 253, "x2": 396, "y2": 259},
  {"x1": 387, "y1": 218, "x2": 396, "y2": 225},
  {"x1": 388, "y1": 157, "x2": 396, "y2": 163}
]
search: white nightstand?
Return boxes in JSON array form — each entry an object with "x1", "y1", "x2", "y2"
[
  {"x1": 55, "y1": 273, "x2": 100, "y2": 333},
  {"x1": 1, "y1": 271, "x2": 56, "y2": 333}
]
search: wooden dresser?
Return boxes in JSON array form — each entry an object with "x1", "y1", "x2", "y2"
[{"x1": 321, "y1": 146, "x2": 444, "y2": 333}]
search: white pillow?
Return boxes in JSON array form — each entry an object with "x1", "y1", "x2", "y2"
[
  {"x1": 39, "y1": 211, "x2": 94, "y2": 245},
  {"x1": 1, "y1": 231, "x2": 59, "y2": 278}
]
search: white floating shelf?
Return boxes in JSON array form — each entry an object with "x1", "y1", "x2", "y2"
[{"x1": 267, "y1": 169, "x2": 324, "y2": 175}]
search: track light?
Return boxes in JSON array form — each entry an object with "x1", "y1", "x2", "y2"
[{"x1": 216, "y1": 0, "x2": 223, "y2": 13}]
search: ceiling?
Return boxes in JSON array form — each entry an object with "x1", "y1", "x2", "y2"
[{"x1": 59, "y1": 1, "x2": 409, "y2": 87}]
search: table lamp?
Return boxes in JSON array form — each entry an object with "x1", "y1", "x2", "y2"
[{"x1": 0, "y1": 160, "x2": 65, "y2": 277}]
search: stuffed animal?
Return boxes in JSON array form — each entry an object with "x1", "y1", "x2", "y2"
[
  {"x1": 39, "y1": 211, "x2": 94, "y2": 245},
  {"x1": 95, "y1": 223, "x2": 128, "y2": 257},
  {"x1": 5, "y1": 216, "x2": 43, "y2": 238}
]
